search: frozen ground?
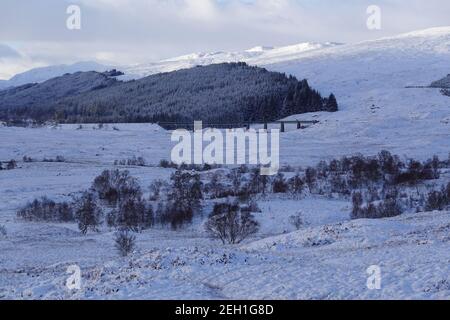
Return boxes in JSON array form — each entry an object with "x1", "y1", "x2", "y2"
[
  {"x1": 1, "y1": 198, "x2": 449, "y2": 299},
  {"x1": 1, "y1": 28, "x2": 450, "y2": 299}
]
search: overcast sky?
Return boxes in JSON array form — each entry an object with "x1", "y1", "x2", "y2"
[{"x1": 0, "y1": 0, "x2": 449, "y2": 79}]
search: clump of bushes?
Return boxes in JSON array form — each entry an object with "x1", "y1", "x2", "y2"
[
  {"x1": 16, "y1": 170, "x2": 158, "y2": 237},
  {"x1": 149, "y1": 179, "x2": 170, "y2": 201},
  {"x1": 23, "y1": 156, "x2": 33, "y2": 163},
  {"x1": 156, "y1": 201, "x2": 194, "y2": 231},
  {"x1": 303, "y1": 151, "x2": 441, "y2": 195},
  {"x1": 17, "y1": 197, "x2": 74, "y2": 222},
  {"x1": 425, "y1": 183, "x2": 450, "y2": 211},
  {"x1": 0, "y1": 159, "x2": 17, "y2": 170},
  {"x1": 351, "y1": 189, "x2": 402, "y2": 219},
  {"x1": 288, "y1": 174, "x2": 304, "y2": 199},
  {"x1": 159, "y1": 159, "x2": 220, "y2": 171},
  {"x1": 395, "y1": 157, "x2": 440, "y2": 185},
  {"x1": 114, "y1": 229, "x2": 136, "y2": 257},
  {"x1": 92, "y1": 169, "x2": 155, "y2": 232},
  {"x1": 350, "y1": 179, "x2": 450, "y2": 219},
  {"x1": 43, "y1": 156, "x2": 65, "y2": 163},
  {"x1": 158, "y1": 159, "x2": 179, "y2": 169},
  {"x1": 155, "y1": 170, "x2": 203, "y2": 229},
  {"x1": 91, "y1": 169, "x2": 142, "y2": 206},
  {"x1": 272, "y1": 173, "x2": 289, "y2": 193},
  {"x1": 0, "y1": 225, "x2": 7, "y2": 239},
  {"x1": 205, "y1": 201, "x2": 260, "y2": 244},
  {"x1": 114, "y1": 156, "x2": 146, "y2": 167},
  {"x1": 204, "y1": 172, "x2": 226, "y2": 199},
  {"x1": 109, "y1": 197, "x2": 154, "y2": 231}
]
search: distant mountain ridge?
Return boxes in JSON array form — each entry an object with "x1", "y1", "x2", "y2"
[
  {"x1": 121, "y1": 42, "x2": 340, "y2": 80},
  {"x1": 2, "y1": 27, "x2": 450, "y2": 90},
  {"x1": 0, "y1": 61, "x2": 111, "y2": 90},
  {"x1": 0, "y1": 42, "x2": 339, "y2": 89}
]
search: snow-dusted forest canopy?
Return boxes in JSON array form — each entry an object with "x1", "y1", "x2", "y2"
[{"x1": 0, "y1": 62, "x2": 337, "y2": 125}]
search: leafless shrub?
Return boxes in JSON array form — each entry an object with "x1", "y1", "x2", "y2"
[
  {"x1": 288, "y1": 173, "x2": 304, "y2": 199},
  {"x1": 205, "y1": 172, "x2": 225, "y2": 199},
  {"x1": 110, "y1": 197, "x2": 154, "y2": 231},
  {"x1": 272, "y1": 173, "x2": 288, "y2": 193},
  {"x1": 23, "y1": 156, "x2": 33, "y2": 163},
  {"x1": 91, "y1": 170, "x2": 142, "y2": 206},
  {"x1": 115, "y1": 156, "x2": 146, "y2": 167},
  {"x1": 149, "y1": 179, "x2": 170, "y2": 201},
  {"x1": 42, "y1": 156, "x2": 65, "y2": 163},
  {"x1": 0, "y1": 225, "x2": 7, "y2": 239},
  {"x1": 159, "y1": 159, "x2": 178, "y2": 169},
  {"x1": 425, "y1": 183, "x2": 450, "y2": 211},
  {"x1": 6, "y1": 159, "x2": 17, "y2": 170},
  {"x1": 205, "y1": 201, "x2": 260, "y2": 244},
  {"x1": 114, "y1": 229, "x2": 136, "y2": 257},
  {"x1": 17, "y1": 197, "x2": 74, "y2": 222},
  {"x1": 351, "y1": 190, "x2": 402, "y2": 219},
  {"x1": 289, "y1": 211, "x2": 304, "y2": 230}
]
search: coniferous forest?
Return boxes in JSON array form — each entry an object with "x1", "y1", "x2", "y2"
[{"x1": 0, "y1": 63, "x2": 338, "y2": 125}]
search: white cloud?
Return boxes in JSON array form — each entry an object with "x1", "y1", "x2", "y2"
[
  {"x1": 0, "y1": 44, "x2": 21, "y2": 58},
  {"x1": 0, "y1": 44, "x2": 31, "y2": 79},
  {"x1": 0, "y1": 56, "x2": 44, "y2": 80}
]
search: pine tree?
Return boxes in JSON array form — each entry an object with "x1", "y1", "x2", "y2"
[{"x1": 326, "y1": 93, "x2": 338, "y2": 112}]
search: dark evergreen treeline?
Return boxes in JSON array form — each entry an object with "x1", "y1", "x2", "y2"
[
  {"x1": 0, "y1": 63, "x2": 337, "y2": 125},
  {"x1": 430, "y1": 74, "x2": 450, "y2": 88}
]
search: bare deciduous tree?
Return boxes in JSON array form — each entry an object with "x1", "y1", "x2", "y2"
[
  {"x1": 75, "y1": 192, "x2": 103, "y2": 235},
  {"x1": 0, "y1": 225, "x2": 7, "y2": 239},
  {"x1": 205, "y1": 202, "x2": 259, "y2": 244},
  {"x1": 114, "y1": 229, "x2": 136, "y2": 257},
  {"x1": 289, "y1": 211, "x2": 304, "y2": 230}
]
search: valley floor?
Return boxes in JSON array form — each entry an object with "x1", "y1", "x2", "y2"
[{"x1": 0, "y1": 128, "x2": 449, "y2": 299}]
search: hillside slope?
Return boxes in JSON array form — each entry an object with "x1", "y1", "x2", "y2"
[
  {"x1": 122, "y1": 42, "x2": 340, "y2": 79},
  {"x1": 263, "y1": 27, "x2": 450, "y2": 163},
  {"x1": 0, "y1": 71, "x2": 119, "y2": 109}
]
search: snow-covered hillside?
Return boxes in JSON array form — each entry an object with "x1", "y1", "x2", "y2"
[
  {"x1": 0, "y1": 42, "x2": 338, "y2": 88},
  {"x1": 121, "y1": 42, "x2": 339, "y2": 80},
  {"x1": 270, "y1": 27, "x2": 450, "y2": 164}
]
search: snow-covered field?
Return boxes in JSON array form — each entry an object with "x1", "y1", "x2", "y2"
[{"x1": 1, "y1": 28, "x2": 450, "y2": 300}]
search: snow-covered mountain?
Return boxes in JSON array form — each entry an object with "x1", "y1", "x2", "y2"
[
  {"x1": 0, "y1": 42, "x2": 339, "y2": 89},
  {"x1": 266, "y1": 26, "x2": 450, "y2": 163},
  {"x1": 121, "y1": 41, "x2": 340, "y2": 79},
  {"x1": 0, "y1": 61, "x2": 110, "y2": 90},
  {"x1": 2, "y1": 27, "x2": 449, "y2": 94}
]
